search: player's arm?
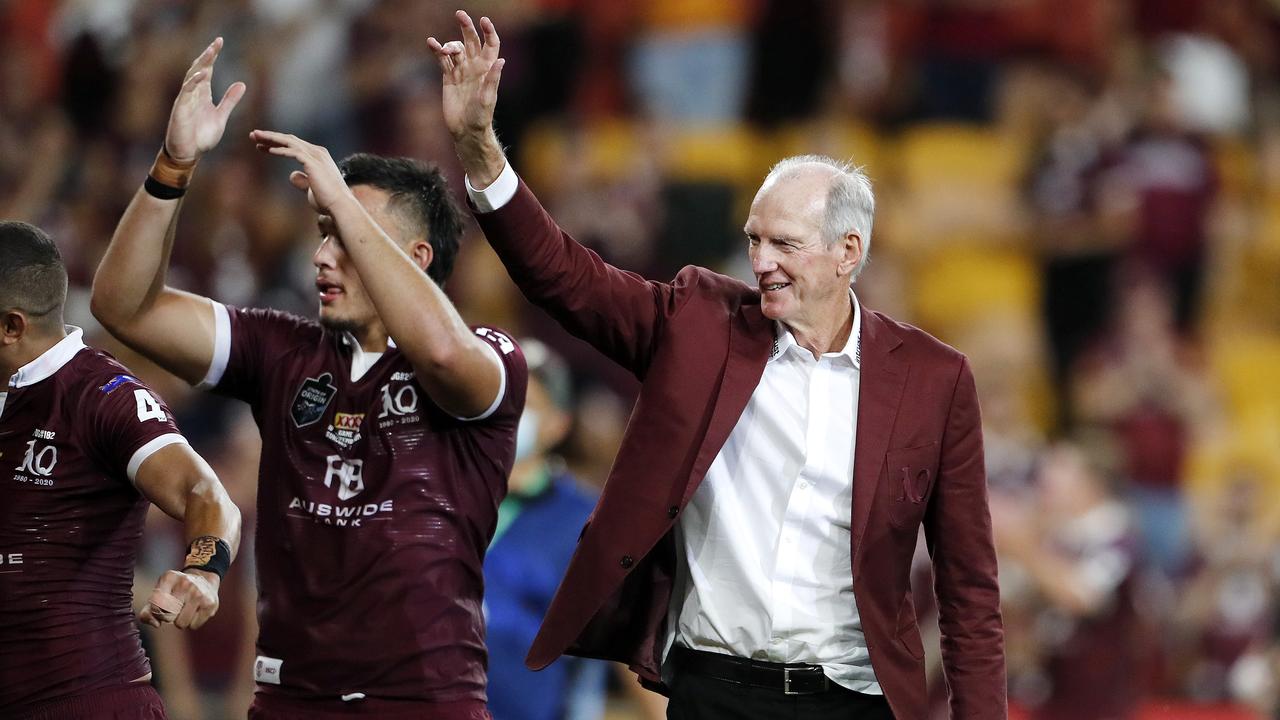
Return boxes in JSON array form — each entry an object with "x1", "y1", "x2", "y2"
[
  {"x1": 250, "y1": 130, "x2": 503, "y2": 418},
  {"x1": 91, "y1": 38, "x2": 245, "y2": 385},
  {"x1": 134, "y1": 442, "x2": 242, "y2": 631}
]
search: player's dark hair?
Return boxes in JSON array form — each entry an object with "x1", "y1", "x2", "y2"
[
  {"x1": 339, "y1": 154, "x2": 463, "y2": 286},
  {"x1": 0, "y1": 221, "x2": 67, "y2": 331}
]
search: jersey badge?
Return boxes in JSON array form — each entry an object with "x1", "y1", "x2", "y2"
[
  {"x1": 291, "y1": 372, "x2": 338, "y2": 428},
  {"x1": 325, "y1": 412, "x2": 365, "y2": 449},
  {"x1": 99, "y1": 374, "x2": 137, "y2": 394}
]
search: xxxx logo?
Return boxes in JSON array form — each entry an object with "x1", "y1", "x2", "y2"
[{"x1": 325, "y1": 412, "x2": 365, "y2": 449}]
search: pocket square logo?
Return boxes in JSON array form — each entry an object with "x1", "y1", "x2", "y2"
[{"x1": 901, "y1": 467, "x2": 932, "y2": 503}]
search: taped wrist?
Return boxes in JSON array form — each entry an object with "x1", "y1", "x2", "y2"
[
  {"x1": 145, "y1": 145, "x2": 198, "y2": 199},
  {"x1": 182, "y1": 535, "x2": 232, "y2": 580}
]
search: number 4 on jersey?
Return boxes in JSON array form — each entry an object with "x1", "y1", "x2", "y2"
[{"x1": 134, "y1": 389, "x2": 167, "y2": 422}]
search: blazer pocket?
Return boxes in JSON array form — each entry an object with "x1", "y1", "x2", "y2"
[{"x1": 886, "y1": 441, "x2": 941, "y2": 529}]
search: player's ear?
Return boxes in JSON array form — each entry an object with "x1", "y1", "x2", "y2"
[
  {"x1": 408, "y1": 239, "x2": 434, "y2": 274},
  {"x1": 0, "y1": 310, "x2": 29, "y2": 346}
]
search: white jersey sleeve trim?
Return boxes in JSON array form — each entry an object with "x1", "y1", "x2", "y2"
[
  {"x1": 453, "y1": 341, "x2": 507, "y2": 422},
  {"x1": 197, "y1": 300, "x2": 232, "y2": 390},
  {"x1": 127, "y1": 433, "x2": 190, "y2": 484},
  {"x1": 465, "y1": 161, "x2": 518, "y2": 213}
]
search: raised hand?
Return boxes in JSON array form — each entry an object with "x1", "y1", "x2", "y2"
[
  {"x1": 249, "y1": 130, "x2": 354, "y2": 216},
  {"x1": 138, "y1": 569, "x2": 220, "y2": 630},
  {"x1": 164, "y1": 38, "x2": 246, "y2": 162},
  {"x1": 427, "y1": 11, "x2": 504, "y2": 142}
]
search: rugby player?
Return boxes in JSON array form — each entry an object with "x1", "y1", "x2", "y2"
[
  {"x1": 92, "y1": 39, "x2": 526, "y2": 719},
  {"x1": 0, "y1": 220, "x2": 242, "y2": 719}
]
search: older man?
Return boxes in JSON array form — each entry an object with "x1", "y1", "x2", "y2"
[{"x1": 430, "y1": 12, "x2": 1005, "y2": 719}]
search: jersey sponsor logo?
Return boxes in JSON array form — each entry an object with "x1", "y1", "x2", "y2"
[
  {"x1": 286, "y1": 496, "x2": 394, "y2": 527},
  {"x1": 323, "y1": 455, "x2": 365, "y2": 500},
  {"x1": 391, "y1": 371, "x2": 414, "y2": 381},
  {"x1": 254, "y1": 656, "x2": 282, "y2": 685},
  {"x1": 376, "y1": 381, "x2": 420, "y2": 427},
  {"x1": 99, "y1": 374, "x2": 137, "y2": 394},
  {"x1": 32, "y1": 429, "x2": 54, "y2": 440},
  {"x1": 13, "y1": 438, "x2": 57, "y2": 486},
  {"x1": 475, "y1": 327, "x2": 516, "y2": 355},
  {"x1": 324, "y1": 412, "x2": 365, "y2": 449},
  {"x1": 291, "y1": 372, "x2": 338, "y2": 428}
]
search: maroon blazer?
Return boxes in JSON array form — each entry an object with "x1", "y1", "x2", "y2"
[{"x1": 474, "y1": 179, "x2": 1006, "y2": 719}]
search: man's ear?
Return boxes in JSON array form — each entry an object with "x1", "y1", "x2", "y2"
[
  {"x1": 0, "y1": 310, "x2": 29, "y2": 347},
  {"x1": 409, "y1": 239, "x2": 434, "y2": 273},
  {"x1": 837, "y1": 232, "x2": 863, "y2": 277}
]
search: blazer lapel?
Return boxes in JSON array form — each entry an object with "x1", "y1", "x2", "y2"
[
  {"x1": 851, "y1": 307, "x2": 906, "y2": 571},
  {"x1": 682, "y1": 303, "x2": 773, "y2": 506}
]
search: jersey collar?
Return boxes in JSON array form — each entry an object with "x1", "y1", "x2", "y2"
[{"x1": 9, "y1": 326, "x2": 86, "y2": 388}]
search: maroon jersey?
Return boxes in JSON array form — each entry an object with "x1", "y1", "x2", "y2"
[
  {"x1": 0, "y1": 329, "x2": 186, "y2": 711},
  {"x1": 202, "y1": 303, "x2": 526, "y2": 704}
]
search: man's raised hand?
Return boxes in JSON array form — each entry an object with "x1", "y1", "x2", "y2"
[
  {"x1": 164, "y1": 38, "x2": 246, "y2": 163},
  {"x1": 428, "y1": 11, "x2": 507, "y2": 186},
  {"x1": 427, "y1": 11, "x2": 504, "y2": 141}
]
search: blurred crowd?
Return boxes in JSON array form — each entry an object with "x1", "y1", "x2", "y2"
[{"x1": 3, "y1": 0, "x2": 1280, "y2": 718}]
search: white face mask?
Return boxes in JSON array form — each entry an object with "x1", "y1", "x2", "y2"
[{"x1": 514, "y1": 409, "x2": 540, "y2": 462}]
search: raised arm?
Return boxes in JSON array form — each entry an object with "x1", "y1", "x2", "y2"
[
  {"x1": 427, "y1": 12, "x2": 684, "y2": 377},
  {"x1": 249, "y1": 130, "x2": 503, "y2": 419},
  {"x1": 134, "y1": 442, "x2": 242, "y2": 631},
  {"x1": 428, "y1": 11, "x2": 507, "y2": 188},
  {"x1": 91, "y1": 39, "x2": 245, "y2": 385}
]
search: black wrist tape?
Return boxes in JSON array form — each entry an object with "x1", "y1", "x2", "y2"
[
  {"x1": 144, "y1": 175, "x2": 186, "y2": 200},
  {"x1": 182, "y1": 536, "x2": 232, "y2": 580}
]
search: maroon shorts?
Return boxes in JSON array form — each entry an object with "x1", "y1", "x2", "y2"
[
  {"x1": 249, "y1": 692, "x2": 491, "y2": 720},
  {"x1": 9, "y1": 684, "x2": 166, "y2": 720}
]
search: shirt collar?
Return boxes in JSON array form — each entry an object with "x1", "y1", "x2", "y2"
[
  {"x1": 769, "y1": 290, "x2": 861, "y2": 368},
  {"x1": 9, "y1": 326, "x2": 86, "y2": 388},
  {"x1": 340, "y1": 332, "x2": 397, "y2": 351}
]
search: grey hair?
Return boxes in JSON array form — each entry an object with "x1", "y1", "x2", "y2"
[{"x1": 762, "y1": 154, "x2": 874, "y2": 281}]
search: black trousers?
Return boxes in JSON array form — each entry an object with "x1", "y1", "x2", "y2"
[{"x1": 667, "y1": 669, "x2": 895, "y2": 720}]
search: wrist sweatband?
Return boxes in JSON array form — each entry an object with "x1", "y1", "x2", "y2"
[
  {"x1": 182, "y1": 535, "x2": 232, "y2": 580},
  {"x1": 145, "y1": 145, "x2": 198, "y2": 199}
]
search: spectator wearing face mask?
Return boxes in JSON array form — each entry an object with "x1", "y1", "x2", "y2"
[{"x1": 483, "y1": 339, "x2": 609, "y2": 720}]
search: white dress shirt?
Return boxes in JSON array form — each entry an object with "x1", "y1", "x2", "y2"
[
  {"x1": 468, "y1": 162, "x2": 878, "y2": 693},
  {"x1": 666, "y1": 296, "x2": 877, "y2": 694}
]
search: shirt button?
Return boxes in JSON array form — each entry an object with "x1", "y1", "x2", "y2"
[
  {"x1": 667, "y1": 506, "x2": 679, "y2": 519},
  {"x1": 620, "y1": 555, "x2": 634, "y2": 569}
]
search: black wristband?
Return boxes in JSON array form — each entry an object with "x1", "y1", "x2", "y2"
[
  {"x1": 144, "y1": 175, "x2": 186, "y2": 200},
  {"x1": 182, "y1": 536, "x2": 232, "y2": 580}
]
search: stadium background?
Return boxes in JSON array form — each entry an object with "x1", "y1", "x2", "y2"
[{"x1": 3, "y1": 0, "x2": 1280, "y2": 718}]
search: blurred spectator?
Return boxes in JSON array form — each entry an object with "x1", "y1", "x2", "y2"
[
  {"x1": 994, "y1": 443, "x2": 1147, "y2": 720},
  {"x1": 744, "y1": 0, "x2": 835, "y2": 128},
  {"x1": 483, "y1": 339, "x2": 610, "y2": 720},
  {"x1": 627, "y1": 0, "x2": 757, "y2": 124},
  {"x1": 1177, "y1": 470, "x2": 1279, "y2": 705},
  {"x1": 1097, "y1": 67, "x2": 1219, "y2": 331},
  {"x1": 1072, "y1": 271, "x2": 1219, "y2": 578},
  {"x1": 1023, "y1": 61, "x2": 1119, "y2": 401}
]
